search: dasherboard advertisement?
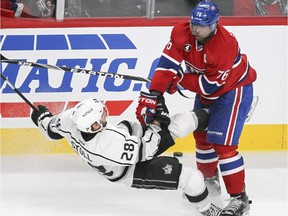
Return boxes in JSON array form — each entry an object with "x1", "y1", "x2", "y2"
[{"x1": 1, "y1": 25, "x2": 287, "y2": 153}]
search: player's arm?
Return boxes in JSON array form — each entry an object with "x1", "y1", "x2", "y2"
[
  {"x1": 116, "y1": 120, "x2": 162, "y2": 163},
  {"x1": 180, "y1": 59, "x2": 233, "y2": 96},
  {"x1": 137, "y1": 101, "x2": 209, "y2": 158},
  {"x1": 139, "y1": 123, "x2": 165, "y2": 160},
  {"x1": 150, "y1": 25, "x2": 187, "y2": 95},
  {"x1": 139, "y1": 101, "x2": 176, "y2": 158},
  {"x1": 181, "y1": 39, "x2": 239, "y2": 96},
  {"x1": 119, "y1": 102, "x2": 173, "y2": 161},
  {"x1": 31, "y1": 105, "x2": 64, "y2": 141}
]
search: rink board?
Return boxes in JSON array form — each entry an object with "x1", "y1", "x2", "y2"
[
  {"x1": 1, "y1": 18, "x2": 287, "y2": 155},
  {"x1": 1, "y1": 124, "x2": 287, "y2": 155}
]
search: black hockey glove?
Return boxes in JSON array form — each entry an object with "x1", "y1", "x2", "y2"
[
  {"x1": 31, "y1": 105, "x2": 53, "y2": 127},
  {"x1": 154, "y1": 96, "x2": 170, "y2": 127}
]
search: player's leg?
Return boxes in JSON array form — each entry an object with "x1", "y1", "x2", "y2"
[
  {"x1": 207, "y1": 84, "x2": 253, "y2": 216},
  {"x1": 193, "y1": 95, "x2": 220, "y2": 196},
  {"x1": 212, "y1": 145, "x2": 251, "y2": 215},
  {"x1": 168, "y1": 108, "x2": 209, "y2": 139},
  {"x1": 193, "y1": 131, "x2": 220, "y2": 196},
  {"x1": 131, "y1": 156, "x2": 222, "y2": 216},
  {"x1": 179, "y1": 167, "x2": 222, "y2": 216}
]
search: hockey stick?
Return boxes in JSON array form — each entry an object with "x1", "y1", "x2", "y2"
[
  {"x1": 1, "y1": 54, "x2": 196, "y2": 99},
  {"x1": 2, "y1": 54, "x2": 258, "y2": 109},
  {"x1": 0, "y1": 72, "x2": 37, "y2": 111},
  {"x1": 1, "y1": 55, "x2": 259, "y2": 120},
  {"x1": 0, "y1": 54, "x2": 151, "y2": 83}
]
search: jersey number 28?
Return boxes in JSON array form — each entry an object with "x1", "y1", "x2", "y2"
[{"x1": 120, "y1": 143, "x2": 135, "y2": 161}]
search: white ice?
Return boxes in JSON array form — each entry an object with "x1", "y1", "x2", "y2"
[{"x1": 1, "y1": 152, "x2": 287, "y2": 216}]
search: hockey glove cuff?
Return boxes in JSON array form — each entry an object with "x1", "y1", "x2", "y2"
[
  {"x1": 166, "y1": 68, "x2": 184, "y2": 94},
  {"x1": 154, "y1": 96, "x2": 171, "y2": 127}
]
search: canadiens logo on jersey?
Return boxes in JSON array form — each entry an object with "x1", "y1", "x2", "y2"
[
  {"x1": 184, "y1": 44, "x2": 191, "y2": 52},
  {"x1": 163, "y1": 164, "x2": 173, "y2": 174}
]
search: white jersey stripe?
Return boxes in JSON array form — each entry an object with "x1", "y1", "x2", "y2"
[
  {"x1": 224, "y1": 87, "x2": 243, "y2": 145},
  {"x1": 221, "y1": 165, "x2": 244, "y2": 176}
]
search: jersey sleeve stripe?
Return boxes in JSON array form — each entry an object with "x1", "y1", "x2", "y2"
[
  {"x1": 162, "y1": 53, "x2": 181, "y2": 65},
  {"x1": 60, "y1": 129, "x2": 136, "y2": 166},
  {"x1": 107, "y1": 166, "x2": 130, "y2": 182},
  {"x1": 199, "y1": 75, "x2": 221, "y2": 95},
  {"x1": 156, "y1": 67, "x2": 178, "y2": 75}
]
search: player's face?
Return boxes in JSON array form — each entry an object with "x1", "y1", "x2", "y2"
[
  {"x1": 190, "y1": 24, "x2": 213, "y2": 43},
  {"x1": 91, "y1": 109, "x2": 107, "y2": 132}
]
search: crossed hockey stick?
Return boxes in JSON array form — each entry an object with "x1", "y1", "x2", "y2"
[
  {"x1": 0, "y1": 54, "x2": 151, "y2": 83},
  {"x1": 0, "y1": 72, "x2": 37, "y2": 111},
  {"x1": 0, "y1": 54, "x2": 259, "y2": 122}
]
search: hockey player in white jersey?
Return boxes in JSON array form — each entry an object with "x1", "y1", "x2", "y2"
[{"x1": 31, "y1": 97, "x2": 223, "y2": 216}]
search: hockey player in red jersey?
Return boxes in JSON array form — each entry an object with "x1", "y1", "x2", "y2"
[{"x1": 136, "y1": 1, "x2": 257, "y2": 216}]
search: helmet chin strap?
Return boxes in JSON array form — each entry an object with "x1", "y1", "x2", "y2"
[{"x1": 211, "y1": 23, "x2": 217, "y2": 31}]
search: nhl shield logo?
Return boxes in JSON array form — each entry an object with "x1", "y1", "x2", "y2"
[{"x1": 184, "y1": 44, "x2": 191, "y2": 52}]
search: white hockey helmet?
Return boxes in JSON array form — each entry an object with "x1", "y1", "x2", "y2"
[{"x1": 72, "y1": 98, "x2": 108, "y2": 133}]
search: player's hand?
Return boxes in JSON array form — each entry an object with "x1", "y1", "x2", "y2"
[
  {"x1": 135, "y1": 91, "x2": 158, "y2": 126},
  {"x1": 166, "y1": 69, "x2": 184, "y2": 94},
  {"x1": 154, "y1": 96, "x2": 170, "y2": 127},
  {"x1": 31, "y1": 105, "x2": 53, "y2": 127}
]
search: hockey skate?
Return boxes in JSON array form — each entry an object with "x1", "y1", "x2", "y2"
[
  {"x1": 204, "y1": 169, "x2": 221, "y2": 196},
  {"x1": 201, "y1": 203, "x2": 222, "y2": 216},
  {"x1": 221, "y1": 191, "x2": 251, "y2": 216}
]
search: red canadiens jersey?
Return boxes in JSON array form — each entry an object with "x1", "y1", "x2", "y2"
[{"x1": 150, "y1": 22, "x2": 257, "y2": 103}]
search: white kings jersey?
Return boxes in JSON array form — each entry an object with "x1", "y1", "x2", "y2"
[{"x1": 37, "y1": 108, "x2": 199, "y2": 186}]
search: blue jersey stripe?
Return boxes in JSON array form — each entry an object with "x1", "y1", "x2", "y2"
[
  {"x1": 200, "y1": 75, "x2": 221, "y2": 95},
  {"x1": 196, "y1": 151, "x2": 218, "y2": 160}
]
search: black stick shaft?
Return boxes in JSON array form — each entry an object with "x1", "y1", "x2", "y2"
[
  {"x1": 0, "y1": 53, "x2": 151, "y2": 83},
  {"x1": 0, "y1": 73, "x2": 37, "y2": 111}
]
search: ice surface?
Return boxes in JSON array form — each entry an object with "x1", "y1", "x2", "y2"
[{"x1": 1, "y1": 152, "x2": 287, "y2": 216}]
